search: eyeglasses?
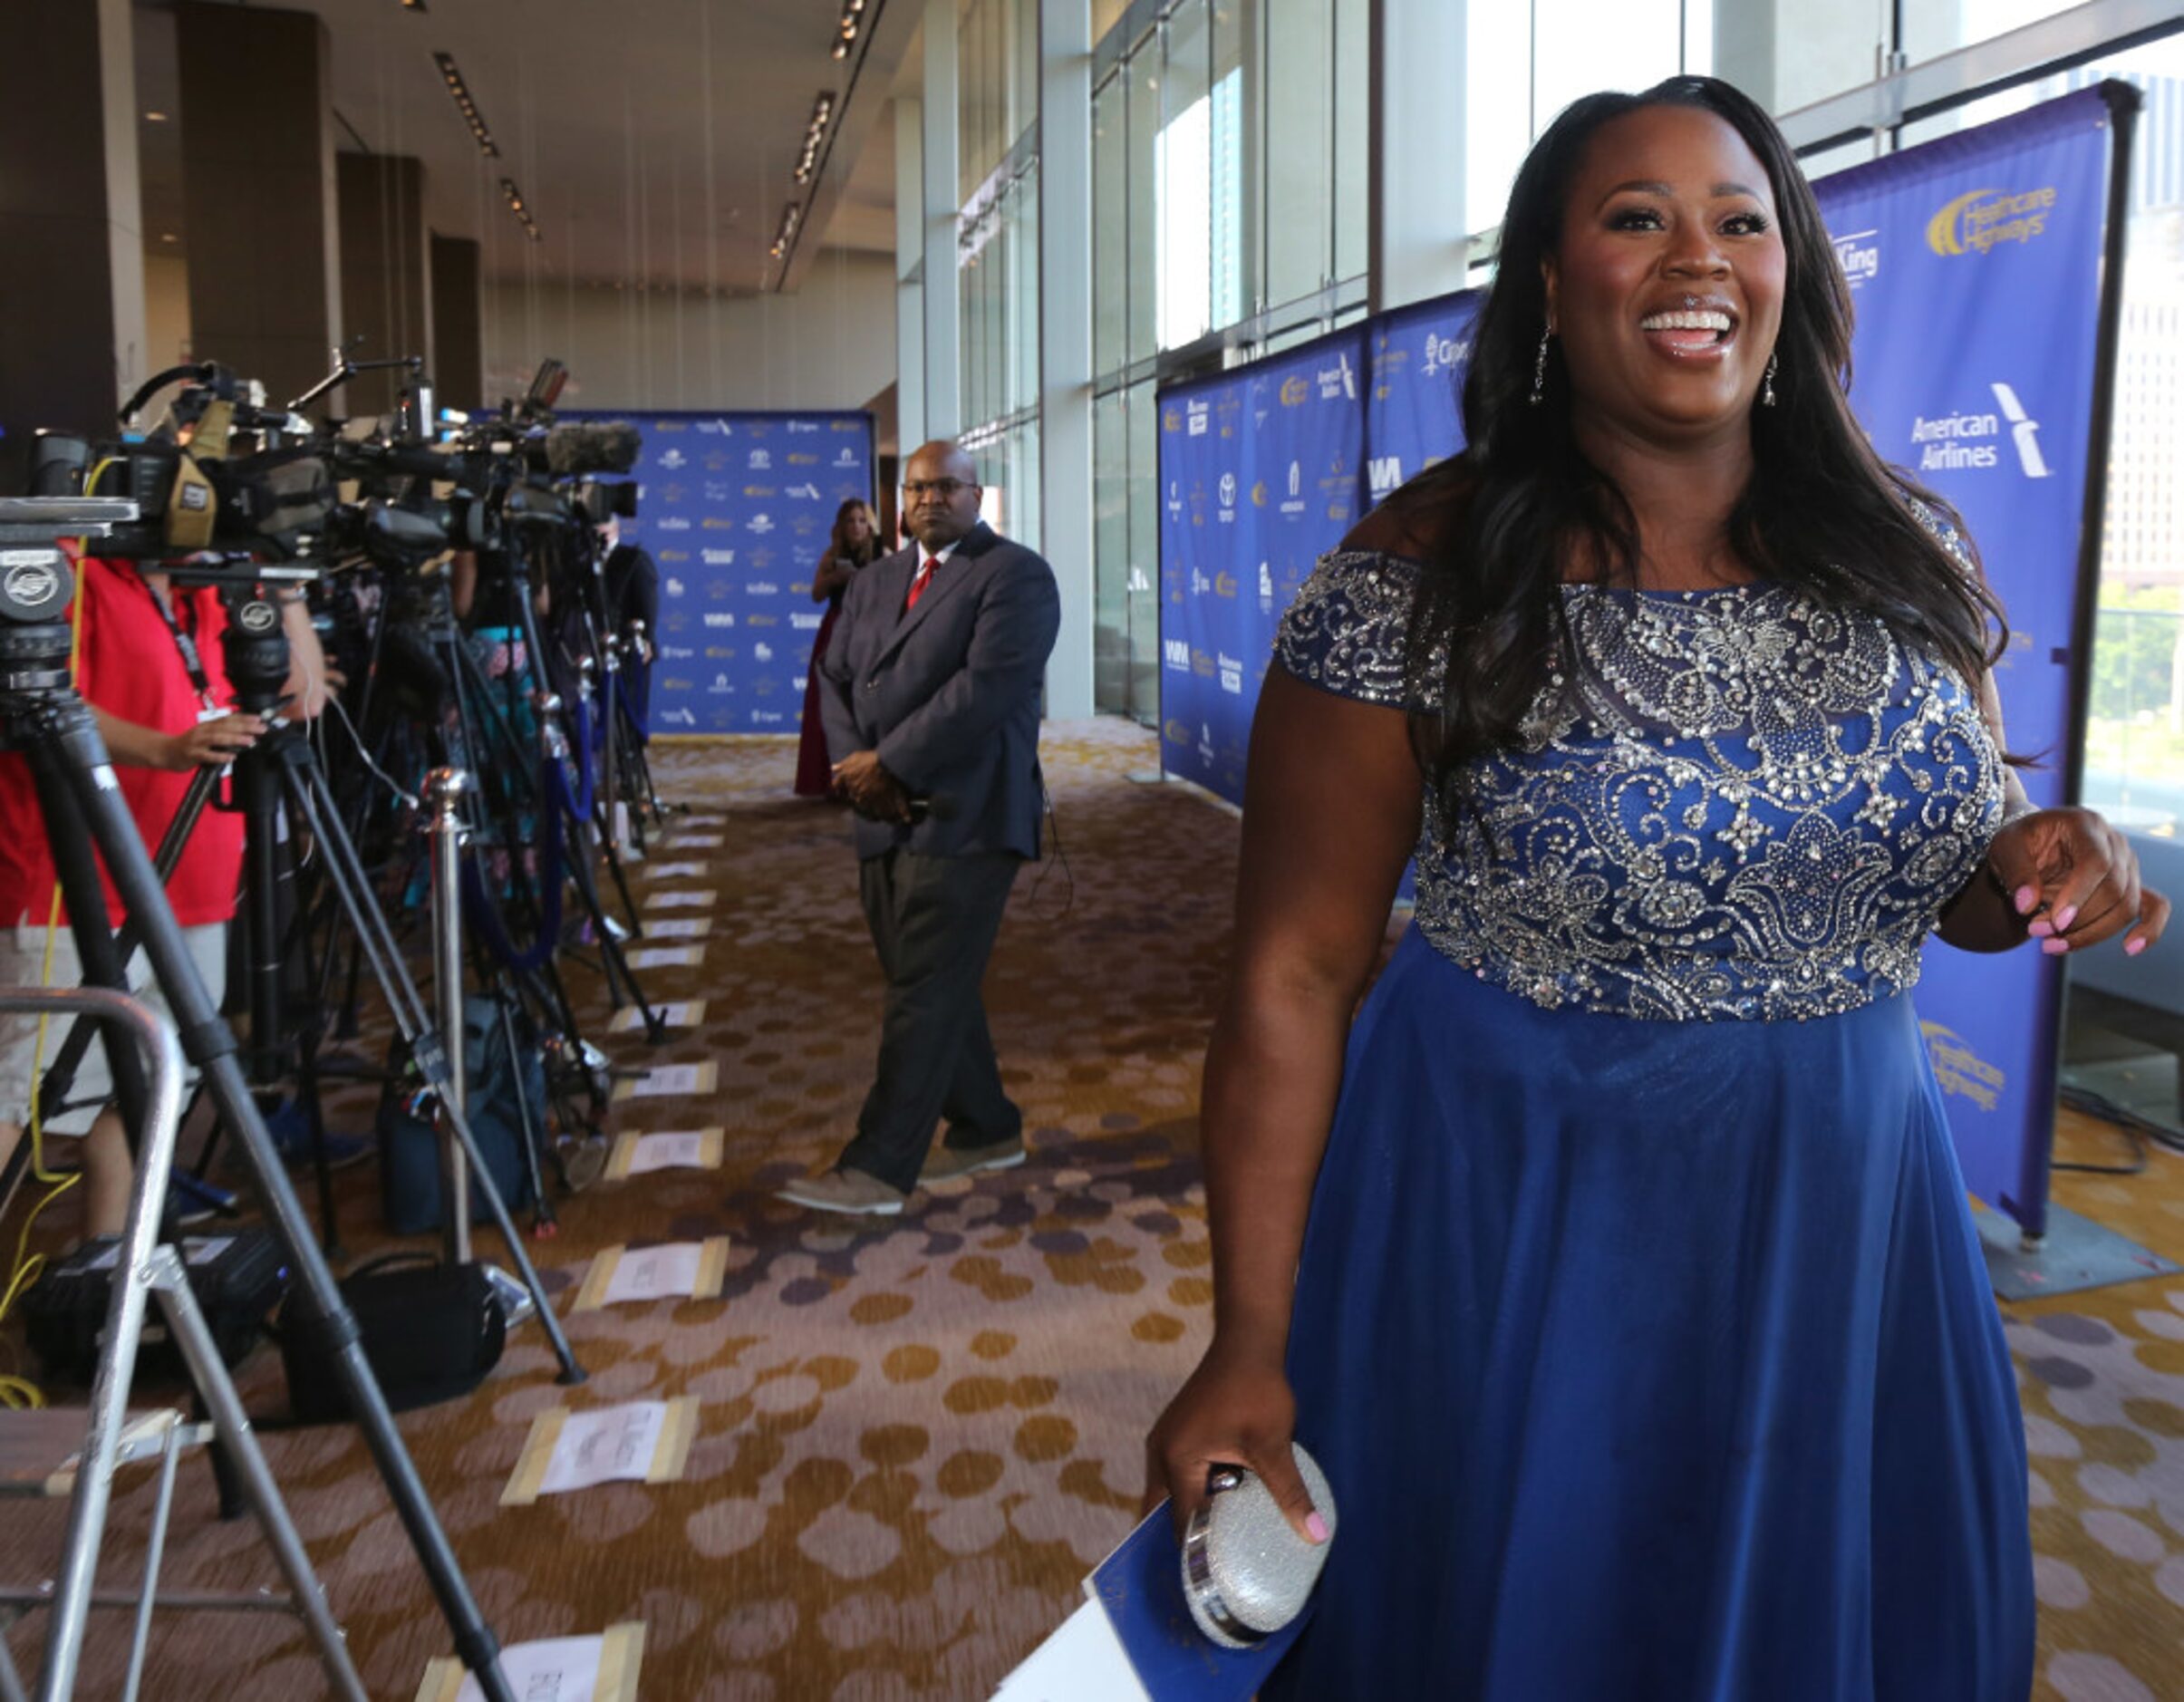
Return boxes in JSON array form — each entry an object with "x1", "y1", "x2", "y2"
[{"x1": 903, "y1": 478, "x2": 971, "y2": 499}]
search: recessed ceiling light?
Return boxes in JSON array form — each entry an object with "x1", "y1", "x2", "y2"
[
  {"x1": 143, "y1": 111, "x2": 169, "y2": 122},
  {"x1": 159, "y1": 232, "x2": 178, "y2": 243}
]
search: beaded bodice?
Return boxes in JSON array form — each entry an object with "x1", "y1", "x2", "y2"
[{"x1": 1274, "y1": 550, "x2": 2004, "y2": 1021}]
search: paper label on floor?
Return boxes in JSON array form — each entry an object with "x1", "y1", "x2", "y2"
[
  {"x1": 642, "y1": 862, "x2": 705, "y2": 880},
  {"x1": 571, "y1": 1238, "x2": 730, "y2": 1310},
  {"x1": 609, "y1": 1000, "x2": 706, "y2": 1031},
  {"x1": 672, "y1": 833, "x2": 724, "y2": 848},
  {"x1": 610, "y1": 1128, "x2": 724, "y2": 1177},
  {"x1": 991, "y1": 1600, "x2": 1153, "y2": 1702},
  {"x1": 611, "y1": 1060, "x2": 718, "y2": 1101},
  {"x1": 644, "y1": 888, "x2": 718, "y2": 908},
  {"x1": 498, "y1": 1398, "x2": 699, "y2": 1502},
  {"x1": 415, "y1": 1622, "x2": 644, "y2": 1702},
  {"x1": 626, "y1": 945, "x2": 703, "y2": 970},
  {"x1": 643, "y1": 916, "x2": 712, "y2": 940}
]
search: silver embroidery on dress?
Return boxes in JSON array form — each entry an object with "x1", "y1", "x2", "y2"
[{"x1": 1273, "y1": 546, "x2": 2004, "y2": 1022}]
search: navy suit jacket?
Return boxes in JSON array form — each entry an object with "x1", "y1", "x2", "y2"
[{"x1": 817, "y1": 522, "x2": 1061, "y2": 861}]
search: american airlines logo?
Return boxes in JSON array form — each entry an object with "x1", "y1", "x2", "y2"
[
  {"x1": 703, "y1": 613, "x2": 737, "y2": 628},
  {"x1": 1318, "y1": 354, "x2": 1357, "y2": 401},
  {"x1": 662, "y1": 708, "x2": 697, "y2": 727},
  {"x1": 697, "y1": 419, "x2": 734, "y2": 435},
  {"x1": 1909, "y1": 383, "x2": 2050, "y2": 479},
  {"x1": 787, "y1": 482, "x2": 821, "y2": 500},
  {"x1": 701, "y1": 550, "x2": 736, "y2": 566}
]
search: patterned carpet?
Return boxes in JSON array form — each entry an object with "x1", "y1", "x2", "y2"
[{"x1": 2, "y1": 720, "x2": 2181, "y2": 1700}]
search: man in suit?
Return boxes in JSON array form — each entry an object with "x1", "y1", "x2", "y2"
[{"x1": 778, "y1": 440, "x2": 1062, "y2": 1216}]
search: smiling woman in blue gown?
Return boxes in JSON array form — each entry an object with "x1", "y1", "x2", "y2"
[{"x1": 1145, "y1": 75, "x2": 2168, "y2": 1701}]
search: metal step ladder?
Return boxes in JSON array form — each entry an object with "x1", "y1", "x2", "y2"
[{"x1": 0, "y1": 986, "x2": 364, "y2": 1701}]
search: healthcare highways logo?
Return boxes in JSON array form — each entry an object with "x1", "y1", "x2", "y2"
[
  {"x1": 1926, "y1": 186, "x2": 2056, "y2": 256},
  {"x1": 1919, "y1": 1021, "x2": 2005, "y2": 1112}
]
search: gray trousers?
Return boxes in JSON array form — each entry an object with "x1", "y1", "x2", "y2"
[{"x1": 840, "y1": 848, "x2": 1022, "y2": 1192}]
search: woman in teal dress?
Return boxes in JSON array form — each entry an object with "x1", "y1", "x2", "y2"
[{"x1": 1146, "y1": 77, "x2": 2167, "y2": 1699}]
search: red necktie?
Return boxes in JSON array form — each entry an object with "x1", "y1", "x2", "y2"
[{"x1": 905, "y1": 556, "x2": 938, "y2": 611}]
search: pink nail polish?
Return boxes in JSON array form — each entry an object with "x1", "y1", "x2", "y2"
[
  {"x1": 2042, "y1": 937, "x2": 2069, "y2": 955},
  {"x1": 1306, "y1": 1512, "x2": 1329, "y2": 1544},
  {"x1": 2014, "y1": 885, "x2": 2039, "y2": 915},
  {"x1": 2126, "y1": 937, "x2": 2147, "y2": 956},
  {"x1": 2027, "y1": 920, "x2": 2052, "y2": 939},
  {"x1": 2053, "y1": 905, "x2": 2078, "y2": 932}
]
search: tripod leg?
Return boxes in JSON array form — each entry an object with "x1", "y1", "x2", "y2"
[{"x1": 26, "y1": 697, "x2": 518, "y2": 1702}]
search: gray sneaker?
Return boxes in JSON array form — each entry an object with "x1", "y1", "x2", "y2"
[
  {"x1": 776, "y1": 1165, "x2": 908, "y2": 1216},
  {"x1": 919, "y1": 1136, "x2": 1027, "y2": 1184}
]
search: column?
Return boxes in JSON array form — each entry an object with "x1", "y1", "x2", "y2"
[
  {"x1": 177, "y1": 1, "x2": 341, "y2": 409},
  {"x1": 337, "y1": 153, "x2": 431, "y2": 418},
  {"x1": 1712, "y1": 0, "x2": 1778, "y2": 113},
  {"x1": 0, "y1": 0, "x2": 149, "y2": 484},
  {"x1": 1038, "y1": 0, "x2": 1095, "y2": 719},
  {"x1": 430, "y1": 234, "x2": 483, "y2": 413},
  {"x1": 1367, "y1": 0, "x2": 1468, "y2": 315},
  {"x1": 921, "y1": 5, "x2": 962, "y2": 443},
  {"x1": 894, "y1": 96, "x2": 927, "y2": 456}
]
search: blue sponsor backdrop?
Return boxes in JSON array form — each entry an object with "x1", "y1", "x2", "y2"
[
  {"x1": 568, "y1": 410, "x2": 875, "y2": 733},
  {"x1": 1157, "y1": 90, "x2": 2122, "y2": 1235},
  {"x1": 1818, "y1": 88, "x2": 2121, "y2": 1234},
  {"x1": 1366, "y1": 292, "x2": 1483, "y2": 508},
  {"x1": 1158, "y1": 329, "x2": 1367, "y2": 798}
]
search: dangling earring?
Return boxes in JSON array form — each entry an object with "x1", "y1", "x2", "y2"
[
  {"x1": 1762, "y1": 351, "x2": 1778, "y2": 408},
  {"x1": 1530, "y1": 327, "x2": 1551, "y2": 407}
]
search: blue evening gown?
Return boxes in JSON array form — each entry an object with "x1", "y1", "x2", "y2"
[{"x1": 1261, "y1": 533, "x2": 2034, "y2": 1700}]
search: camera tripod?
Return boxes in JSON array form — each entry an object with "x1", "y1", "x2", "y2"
[{"x1": 0, "y1": 499, "x2": 532, "y2": 1702}]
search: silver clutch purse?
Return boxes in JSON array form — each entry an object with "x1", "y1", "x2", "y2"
[{"x1": 1179, "y1": 1442, "x2": 1337, "y2": 1649}]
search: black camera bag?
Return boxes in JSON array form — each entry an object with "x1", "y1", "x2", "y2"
[
  {"x1": 275, "y1": 1252, "x2": 505, "y2": 1425},
  {"x1": 24, "y1": 1230, "x2": 289, "y2": 1385}
]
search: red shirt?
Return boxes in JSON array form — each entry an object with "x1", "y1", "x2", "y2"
[{"x1": 0, "y1": 555, "x2": 246, "y2": 930}]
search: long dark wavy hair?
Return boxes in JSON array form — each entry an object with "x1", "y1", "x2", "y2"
[
  {"x1": 827, "y1": 498, "x2": 882, "y2": 567},
  {"x1": 1389, "y1": 75, "x2": 2007, "y2": 819}
]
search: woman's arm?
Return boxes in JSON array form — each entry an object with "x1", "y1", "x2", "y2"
[
  {"x1": 1147, "y1": 665, "x2": 1421, "y2": 1537},
  {"x1": 812, "y1": 552, "x2": 853, "y2": 604}
]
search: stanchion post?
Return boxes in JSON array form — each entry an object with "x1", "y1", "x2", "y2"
[{"x1": 424, "y1": 766, "x2": 472, "y2": 1265}]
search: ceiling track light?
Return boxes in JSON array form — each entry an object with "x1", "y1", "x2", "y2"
[
  {"x1": 770, "y1": 203, "x2": 803, "y2": 260},
  {"x1": 794, "y1": 90, "x2": 837, "y2": 185},
  {"x1": 830, "y1": 0, "x2": 865, "y2": 61},
  {"x1": 499, "y1": 176, "x2": 543, "y2": 243},
  {"x1": 432, "y1": 52, "x2": 499, "y2": 157}
]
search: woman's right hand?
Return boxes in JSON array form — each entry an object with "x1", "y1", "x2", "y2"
[
  {"x1": 163, "y1": 713, "x2": 265, "y2": 770},
  {"x1": 1145, "y1": 1338, "x2": 1328, "y2": 1548}
]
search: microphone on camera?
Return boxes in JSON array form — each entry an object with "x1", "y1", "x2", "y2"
[{"x1": 545, "y1": 421, "x2": 641, "y2": 478}]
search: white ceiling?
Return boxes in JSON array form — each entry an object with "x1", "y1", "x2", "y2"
[{"x1": 131, "y1": 0, "x2": 913, "y2": 295}]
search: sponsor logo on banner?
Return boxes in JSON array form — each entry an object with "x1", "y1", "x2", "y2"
[
  {"x1": 662, "y1": 483, "x2": 686, "y2": 503},
  {"x1": 1280, "y1": 460, "x2": 1307, "y2": 516},
  {"x1": 701, "y1": 549, "x2": 736, "y2": 566},
  {"x1": 1218, "y1": 473, "x2": 1236, "y2": 508},
  {"x1": 746, "y1": 581, "x2": 781, "y2": 595},
  {"x1": 1163, "y1": 717, "x2": 1191, "y2": 747},
  {"x1": 1199, "y1": 723, "x2": 1215, "y2": 764},
  {"x1": 836, "y1": 447, "x2": 859, "y2": 466},
  {"x1": 748, "y1": 514, "x2": 776, "y2": 535},
  {"x1": 662, "y1": 676, "x2": 696, "y2": 692},
  {"x1": 1258, "y1": 561, "x2": 1274, "y2": 611},
  {"x1": 749, "y1": 450, "x2": 773, "y2": 469},
  {"x1": 697, "y1": 419, "x2": 734, "y2": 435},
  {"x1": 1319, "y1": 354, "x2": 1357, "y2": 401},
  {"x1": 754, "y1": 642, "x2": 775, "y2": 662},
  {"x1": 658, "y1": 548, "x2": 691, "y2": 563},
  {"x1": 704, "y1": 451, "x2": 730, "y2": 471},
  {"x1": 1164, "y1": 406, "x2": 1183, "y2": 432},
  {"x1": 1280, "y1": 375, "x2": 1309, "y2": 407},
  {"x1": 659, "y1": 644, "x2": 695, "y2": 660},
  {"x1": 659, "y1": 449, "x2": 688, "y2": 469},
  {"x1": 653, "y1": 420, "x2": 686, "y2": 432},
  {"x1": 705, "y1": 645, "x2": 734, "y2": 658},
  {"x1": 1163, "y1": 639, "x2": 1192, "y2": 672},
  {"x1": 665, "y1": 576, "x2": 686, "y2": 597},
  {"x1": 705, "y1": 480, "x2": 732, "y2": 501},
  {"x1": 830, "y1": 420, "x2": 859, "y2": 432},
  {"x1": 791, "y1": 613, "x2": 823, "y2": 630},
  {"x1": 1214, "y1": 571, "x2": 1238, "y2": 598},
  {"x1": 1217, "y1": 651, "x2": 1243, "y2": 693},
  {"x1": 1187, "y1": 400, "x2": 1210, "y2": 436},
  {"x1": 1421, "y1": 329, "x2": 1467, "y2": 377},
  {"x1": 1909, "y1": 383, "x2": 2050, "y2": 477},
  {"x1": 1368, "y1": 456, "x2": 1404, "y2": 498},
  {"x1": 709, "y1": 673, "x2": 733, "y2": 694},
  {"x1": 656, "y1": 517, "x2": 691, "y2": 531},
  {"x1": 1190, "y1": 567, "x2": 1213, "y2": 596},
  {"x1": 744, "y1": 485, "x2": 776, "y2": 498},
  {"x1": 1192, "y1": 647, "x2": 1214, "y2": 677},
  {"x1": 1832, "y1": 227, "x2": 1880, "y2": 289},
  {"x1": 752, "y1": 709, "x2": 788, "y2": 725},
  {"x1": 702, "y1": 517, "x2": 736, "y2": 530},
  {"x1": 788, "y1": 452, "x2": 818, "y2": 465},
  {"x1": 1919, "y1": 1020, "x2": 2005, "y2": 1110},
  {"x1": 789, "y1": 421, "x2": 822, "y2": 433},
  {"x1": 787, "y1": 482, "x2": 821, "y2": 499},
  {"x1": 663, "y1": 613, "x2": 689, "y2": 633},
  {"x1": 1251, "y1": 480, "x2": 1268, "y2": 507},
  {"x1": 1926, "y1": 185, "x2": 2056, "y2": 256},
  {"x1": 662, "y1": 708, "x2": 697, "y2": 727},
  {"x1": 704, "y1": 613, "x2": 737, "y2": 628}
]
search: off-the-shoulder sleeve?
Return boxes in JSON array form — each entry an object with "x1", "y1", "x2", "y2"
[{"x1": 1272, "y1": 548, "x2": 1431, "y2": 708}]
